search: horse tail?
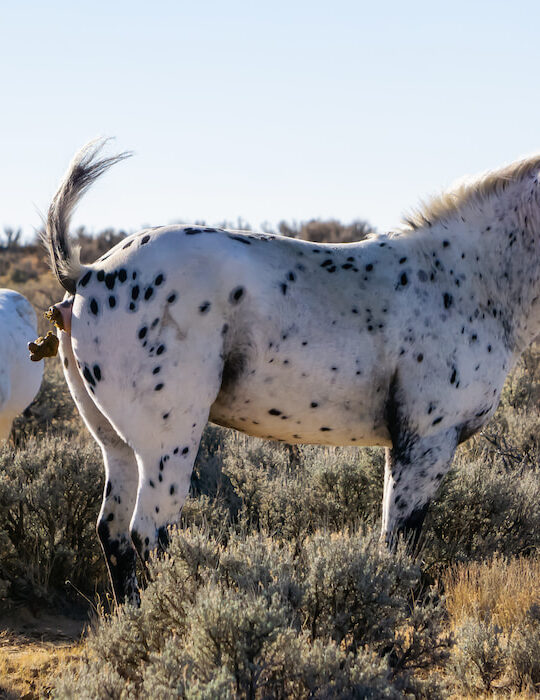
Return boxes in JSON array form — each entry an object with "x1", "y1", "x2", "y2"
[{"x1": 42, "y1": 138, "x2": 131, "y2": 294}]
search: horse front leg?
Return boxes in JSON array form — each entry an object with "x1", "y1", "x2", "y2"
[{"x1": 381, "y1": 427, "x2": 459, "y2": 551}]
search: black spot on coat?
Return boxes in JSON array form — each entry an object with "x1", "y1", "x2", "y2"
[
  {"x1": 83, "y1": 366, "x2": 96, "y2": 387},
  {"x1": 79, "y1": 270, "x2": 92, "y2": 287},
  {"x1": 230, "y1": 287, "x2": 245, "y2": 303},
  {"x1": 105, "y1": 273, "x2": 116, "y2": 290}
]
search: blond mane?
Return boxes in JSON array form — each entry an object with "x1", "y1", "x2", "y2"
[{"x1": 400, "y1": 154, "x2": 540, "y2": 232}]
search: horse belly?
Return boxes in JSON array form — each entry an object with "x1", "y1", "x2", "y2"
[{"x1": 209, "y1": 359, "x2": 391, "y2": 447}]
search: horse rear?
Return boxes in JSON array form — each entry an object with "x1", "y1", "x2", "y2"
[
  {"x1": 41, "y1": 140, "x2": 540, "y2": 603},
  {"x1": 0, "y1": 290, "x2": 42, "y2": 439}
]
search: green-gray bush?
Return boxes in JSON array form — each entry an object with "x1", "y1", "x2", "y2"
[
  {"x1": 507, "y1": 604, "x2": 540, "y2": 693},
  {"x1": 450, "y1": 616, "x2": 507, "y2": 694},
  {"x1": 0, "y1": 433, "x2": 105, "y2": 601},
  {"x1": 425, "y1": 456, "x2": 540, "y2": 566},
  {"x1": 449, "y1": 604, "x2": 540, "y2": 695},
  {"x1": 223, "y1": 438, "x2": 384, "y2": 541},
  {"x1": 52, "y1": 526, "x2": 450, "y2": 698}
]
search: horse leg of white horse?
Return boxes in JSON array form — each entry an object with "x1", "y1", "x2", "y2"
[
  {"x1": 0, "y1": 366, "x2": 13, "y2": 440},
  {"x1": 128, "y1": 411, "x2": 209, "y2": 565},
  {"x1": 98, "y1": 443, "x2": 140, "y2": 604},
  {"x1": 62, "y1": 299, "x2": 226, "y2": 567},
  {"x1": 0, "y1": 415, "x2": 15, "y2": 441},
  {"x1": 381, "y1": 427, "x2": 459, "y2": 550},
  {"x1": 58, "y1": 332, "x2": 140, "y2": 604}
]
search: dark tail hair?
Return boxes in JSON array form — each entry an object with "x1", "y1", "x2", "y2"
[{"x1": 42, "y1": 138, "x2": 131, "y2": 294}]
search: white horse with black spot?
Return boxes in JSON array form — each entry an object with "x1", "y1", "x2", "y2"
[
  {"x1": 0, "y1": 289, "x2": 42, "y2": 438},
  {"x1": 42, "y1": 140, "x2": 540, "y2": 604}
]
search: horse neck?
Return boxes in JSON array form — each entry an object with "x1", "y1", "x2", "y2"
[{"x1": 415, "y1": 185, "x2": 540, "y2": 353}]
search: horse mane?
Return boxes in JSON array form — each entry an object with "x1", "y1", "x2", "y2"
[{"x1": 400, "y1": 153, "x2": 540, "y2": 232}]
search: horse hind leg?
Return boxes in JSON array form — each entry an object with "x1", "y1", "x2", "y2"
[
  {"x1": 128, "y1": 402, "x2": 214, "y2": 564},
  {"x1": 58, "y1": 333, "x2": 139, "y2": 605},
  {"x1": 120, "y1": 339, "x2": 224, "y2": 565},
  {"x1": 381, "y1": 426, "x2": 459, "y2": 551},
  {"x1": 97, "y1": 443, "x2": 140, "y2": 605}
]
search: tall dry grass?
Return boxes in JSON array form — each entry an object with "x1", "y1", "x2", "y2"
[{"x1": 444, "y1": 555, "x2": 540, "y2": 631}]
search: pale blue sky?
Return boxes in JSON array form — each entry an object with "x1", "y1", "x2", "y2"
[{"x1": 1, "y1": 1, "x2": 539, "y2": 239}]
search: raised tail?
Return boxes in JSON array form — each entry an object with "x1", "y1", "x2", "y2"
[{"x1": 42, "y1": 138, "x2": 132, "y2": 294}]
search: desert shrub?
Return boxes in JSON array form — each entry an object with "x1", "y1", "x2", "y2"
[
  {"x1": 0, "y1": 433, "x2": 105, "y2": 601},
  {"x1": 278, "y1": 218, "x2": 374, "y2": 244},
  {"x1": 500, "y1": 346, "x2": 540, "y2": 410},
  {"x1": 53, "y1": 663, "x2": 134, "y2": 700},
  {"x1": 506, "y1": 604, "x2": 540, "y2": 693},
  {"x1": 300, "y1": 532, "x2": 417, "y2": 651},
  {"x1": 390, "y1": 587, "x2": 454, "y2": 680},
  {"x1": 190, "y1": 424, "x2": 239, "y2": 506},
  {"x1": 9, "y1": 260, "x2": 39, "y2": 284},
  {"x1": 56, "y1": 629, "x2": 401, "y2": 699},
  {"x1": 307, "y1": 447, "x2": 384, "y2": 529},
  {"x1": 0, "y1": 244, "x2": 51, "y2": 292},
  {"x1": 444, "y1": 555, "x2": 540, "y2": 694},
  {"x1": 424, "y1": 456, "x2": 540, "y2": 566},
  {"x1": 480, "y1": 408, "x2": 540, "y2": 472},
  {"x1": 52, "y1": 526, "x2": 449, "y2": 697},
  {"x1": 139, "y1": 629, "x2": 402, "y2": 700},
  {"x1": 450, "y1": 616, "x2": 507, "y2": 694},
  {"x1": 184, "y1": 587, "x2": 288, "y2": 694},
  {"x1": 223, "y1": 438, "x2": 384, "y2": 543}
]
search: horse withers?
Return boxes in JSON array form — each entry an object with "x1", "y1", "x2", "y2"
[{"x1": 42, "y1": 140, "x2": 540, "y2": 604}]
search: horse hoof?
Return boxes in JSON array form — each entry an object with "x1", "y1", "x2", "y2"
[{"x1": 28, "y1": 331, "x2": 60, "y2": 361}]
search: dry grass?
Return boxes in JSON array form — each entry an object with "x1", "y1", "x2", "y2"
[
  {"x1": 0, "y1": 641, "x2": 84, "y2": 699},
  {"x1": 444, "y1": 555, "x2": 540, "y2": 630},
  {"x1": 448, "y1": 692, "x2": 539, "y2": 699},
  {"x1": 0, "y1": 608, "x2": 88, "y2": 699}
]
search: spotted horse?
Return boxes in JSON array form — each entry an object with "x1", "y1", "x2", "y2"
[{"x1": 40, "y1": 139, "x2": 540, "y2": 604}]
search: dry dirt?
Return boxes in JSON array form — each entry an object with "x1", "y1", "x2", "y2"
[{"x1": 0, "y1": 606, "x2": 87, "y2": 699}]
